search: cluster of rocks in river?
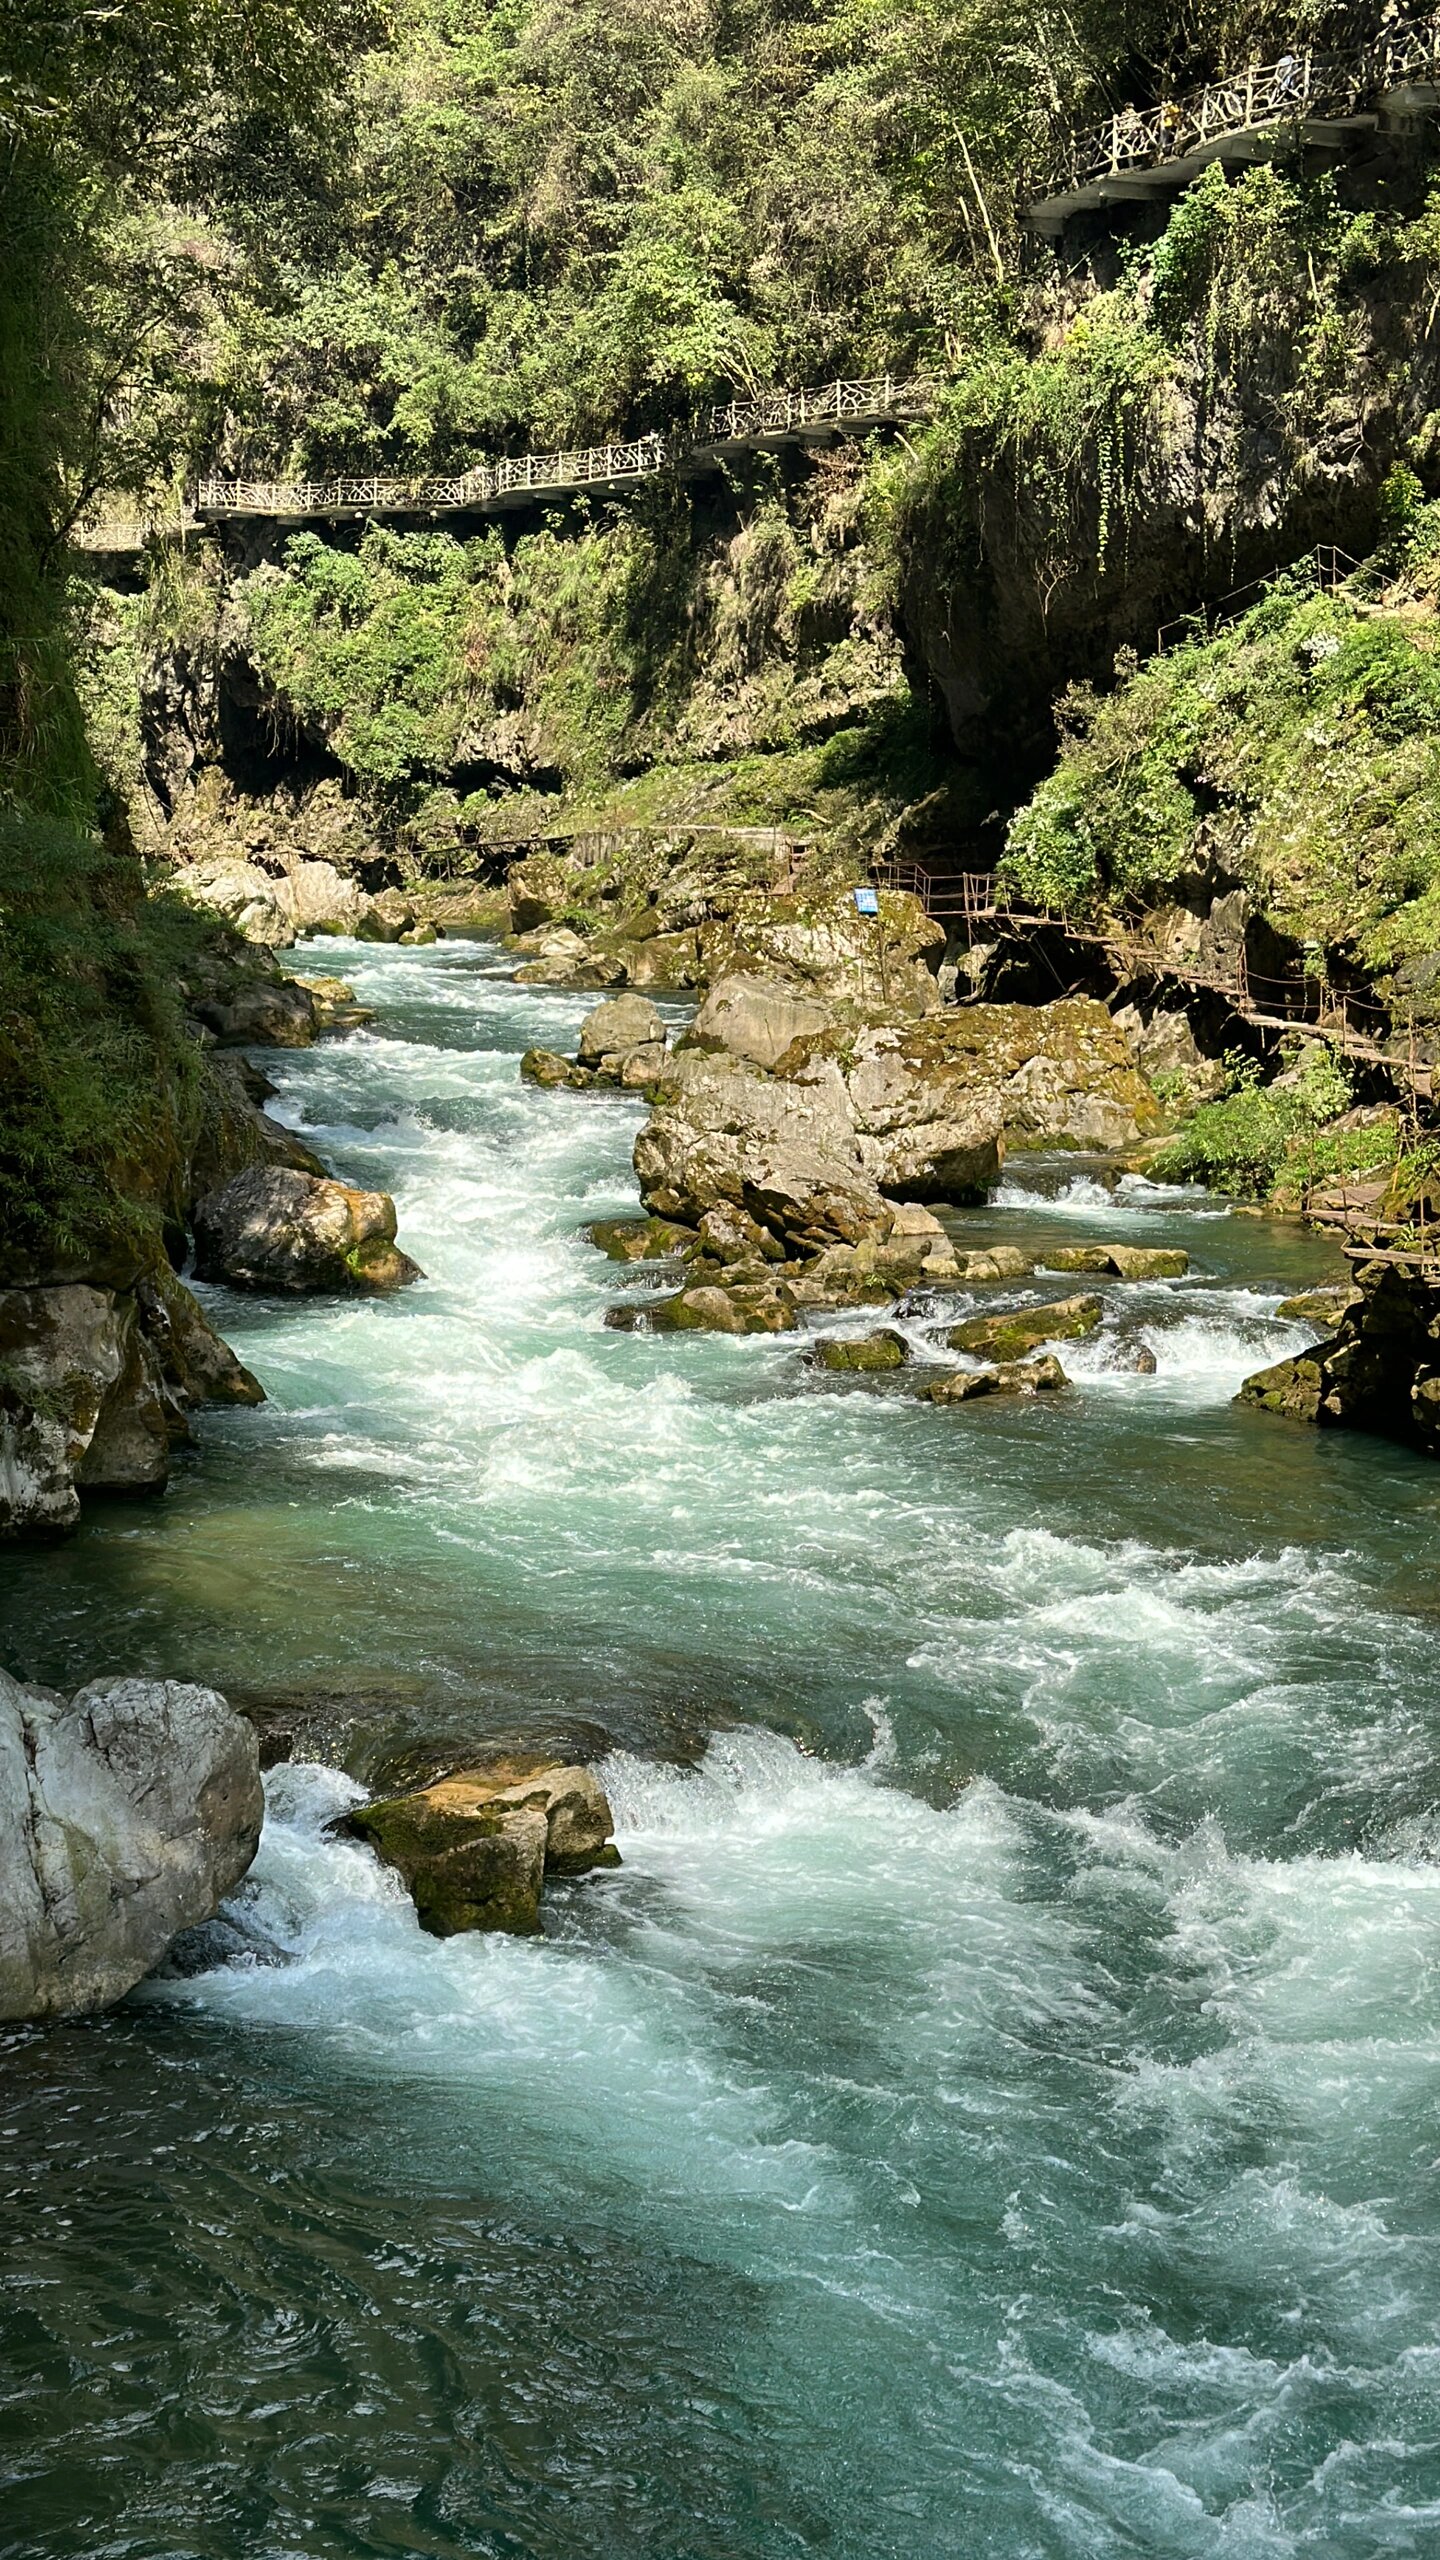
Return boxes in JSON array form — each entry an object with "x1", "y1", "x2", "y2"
[
  {"x1": 2, "y1": 954, "x2": 422, "y2": 1540},
  {"x1": 522, "y1": 974, "x2": 1179, "y2": 1390}
]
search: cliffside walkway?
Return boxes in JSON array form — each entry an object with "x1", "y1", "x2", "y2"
[
  {"x1": 874, "y1": 857, "x2": 1432, "y2": 1097},
  {"x1": 195, "y1": 375, "x2": 934, "y2": 525},
  {"x1": 1027, "y1": 13, "x2": 1440, "y2": 234}
]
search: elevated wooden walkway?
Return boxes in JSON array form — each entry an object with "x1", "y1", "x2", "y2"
[
  {"x1": 875, "y1": 857, "x2": 1431, "y2": 1096},
  {"x1": 195, "y1": 375, "x2": 934, "y2": 525},
  {"x1": 1027, "y1": 13, "x2": 1440, "y2": 234}
]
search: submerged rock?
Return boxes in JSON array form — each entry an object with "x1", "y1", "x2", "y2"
[
  {"x1": 346, "y1": 1757, "x2": 619, "y2": 1937},
  {"x1": 0, "y1": 1668, "x2": 263, "y2": 2020},
  {"x1": 947, "y1": 1293, "x2": 1102, "y2": 1362},
  {"x1": 924, "y1": 1355, "x2": 1070, "y2": 1403},
  {"x1": 193, "y1": 1167, "x2": 423, "y2": 1295}
]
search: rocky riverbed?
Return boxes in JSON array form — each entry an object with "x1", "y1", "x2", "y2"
[{"x1": 10, "y1": 936, "x2": 1440, "y2": 2560}]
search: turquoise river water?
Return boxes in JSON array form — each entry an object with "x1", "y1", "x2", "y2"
[{"x1": 5, "y1": 936, "x2": 1440, "y2": 2558}]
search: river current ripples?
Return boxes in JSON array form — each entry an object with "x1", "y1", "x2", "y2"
[{"x1": 5, "y1": 937, "x2": 1440, "y2": 2557}]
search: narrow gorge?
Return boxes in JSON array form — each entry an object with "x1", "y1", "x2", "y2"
[{"x1": 8, "y1": 4, "x2": 1440, "y2": 2555}]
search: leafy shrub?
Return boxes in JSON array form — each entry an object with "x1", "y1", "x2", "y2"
[{"x1": 1150, "y1": 1046, "x2": 1371, "y2": 1201}]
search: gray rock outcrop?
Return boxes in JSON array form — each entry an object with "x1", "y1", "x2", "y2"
[
  {"x1": 577, "y1": 993, "x2": 663, "y2": 1067},
  {"x1": 635, "y1": 1044, "x2": 892, "y2": 1251},
  {"x1": 0, "y1": 1669, "x2": 264, "y2": 2020},
  {"x1": 690, "y1": 974, "x2": 832, "y2": 1069},
  {"x1": 1240, "y1": 1261, "x2": 1440, "y2": 1452},
  {"x1": 192, "y1": 1167, "x2": 424, "y2": 1294},
  {"x1": 0, "y1": 1274, "x2": 263, "y2": 1539},
  {"x1": 631, "y1": 993, "x2": 1157, "y2": 1256}
]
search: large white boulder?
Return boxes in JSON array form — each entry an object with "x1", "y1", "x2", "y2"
[{"x1": 0, "y1": 1670, "x2": 263, "y2": 2020}]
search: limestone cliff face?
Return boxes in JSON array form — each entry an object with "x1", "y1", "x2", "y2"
[
  {"x1": 892, "y1": 226, "x2": 1440, "y2": 781},
  {"x1": 93, "y1": 455, "x2": 904, "y2": 936}
]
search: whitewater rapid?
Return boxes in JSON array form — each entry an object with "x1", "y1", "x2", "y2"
[{"x1": 6, "y1": 935, "x2": 1440, "y2": 2560}]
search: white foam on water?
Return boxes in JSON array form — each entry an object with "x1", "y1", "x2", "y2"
[
  {"x1": 134, "y1": 942, "x2": 1440, "y2": 2551},
  {"x1": 152, "y1": 1724, "x2": 1440, "y2": 2551}
]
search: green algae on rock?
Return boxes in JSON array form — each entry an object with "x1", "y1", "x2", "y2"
[
  {"x1": 947, "y1": 1294, "x2": 1102, "y2": 1363},
  {"x1": 811, "y1": 1330, "x2": 910, "y2": 1373}
]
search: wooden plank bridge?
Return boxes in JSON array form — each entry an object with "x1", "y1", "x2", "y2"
[
  {"x1": 1027, "y1": 11, "x2": 1440, "y2": 233},
  {"x1": 195, "y1": 374, "x2": 934, "y2": 526},
  {"x1": 875, "y1": 857, "x2": 1432, "y2": 1097}
]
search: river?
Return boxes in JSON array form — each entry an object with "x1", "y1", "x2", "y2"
[{"x1": 5, "y1": 936, "x2": 1440, "y2": 2558}]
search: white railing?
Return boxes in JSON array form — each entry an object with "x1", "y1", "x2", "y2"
[
  {"x1": 702, "y1": 375, "x2": 933, "y2": 444},
  {"x1": 1060, "y1": 13, "x2": 1440, "y2": 191},
  {"x1": 194, "y1": 378, "x2": 933, "y2": 521}
]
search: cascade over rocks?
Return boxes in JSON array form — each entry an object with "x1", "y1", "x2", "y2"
[
  {"x1": 0, "y1": 1669, "x2": 263, "y2": 2021},
  {"x1": 193, "y1": 1166, "x2": 424, "y2": 1295}
]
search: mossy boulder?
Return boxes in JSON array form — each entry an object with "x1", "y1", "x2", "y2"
[
  {"x1": 951, "y1": 1246, "x2": 1035, "y2": 1281},
  {"x1": 193, "y1": 1166, "x2": 423, "y2": 1295},
  {"x1": 1274, "y1": 1284, "x2": 1358, "y2": 1328},
  {"x1": 507, "y1": 853, "x2": 575, "y2": 935},
  {"x1": 632, "y1": 1281, "x2": 796, "y2": 1336},
  {"x1": 1239, "y1": 1261, "x2": 1440, "y2": 1452},
  {"x1": 1105, "y1": 1245, "x2": 1189, "y2": 1280},
  {"x1": 812, "y1": 1329, "x2": 910, "y2": 1373},
  {"x1": 346, "y1": 1758, "x2": 619, "y2": 1937},
  {"x1": 585, "y1": 1215, "x2": 699, "y2": 1262},
  {"x1": 1238, "y1": 1352, "x2": 1326, "y2": 1423},
  {"x1": 521, "y1": 1047, "x2": 592, "y2": 1090},
  {"x1": 1038, "y1": 1245, "x2": 1114, "y2": 1275},
  {"x1": 1040, "y1": 1242, "x2": 1188, "y2": 1279},
  {"x1": 947, "y1": 1293, "x2": 1102, "y2": 1362},
  {"x1": 292, "y1": 975, "x2": 374, "y2": 1033}
]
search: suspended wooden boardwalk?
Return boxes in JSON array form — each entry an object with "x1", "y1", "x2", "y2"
[
  {"x1": 874, "y1": 857, "x2": 1432, "y2": 1097},
  {"x1": 1027, "y1": 12, "x2": 1440, "y2": 233},
  {"x1": 195, "y1": 375, "x2": 933, "y2": 525}
]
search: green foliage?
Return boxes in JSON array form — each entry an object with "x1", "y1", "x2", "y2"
[
  {"x1": 1002, "y1": 555, "x2": 1440, "y2": 971},
  {"x1": 1152, "y1": 1044, "x2": 1363, "y2": 1201},
  {"x1": 0, "y1": 1, "x2": 367, "y2": 1270},
  {"x1": 239, "y1": 468, "x2": 906, "y2": 816},
  {"x1": 0, "y1": 812, "x2": 230, "y2": 1269}
]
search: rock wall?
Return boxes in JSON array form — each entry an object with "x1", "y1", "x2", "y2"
[{"x1": 1240, "y1": 1259, "x2": 1440, "y2": 1454}]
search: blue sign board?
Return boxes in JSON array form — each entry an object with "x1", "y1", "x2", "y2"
[{"x1": 852, "y1": 886, "x2": 880, "y2": 916}]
